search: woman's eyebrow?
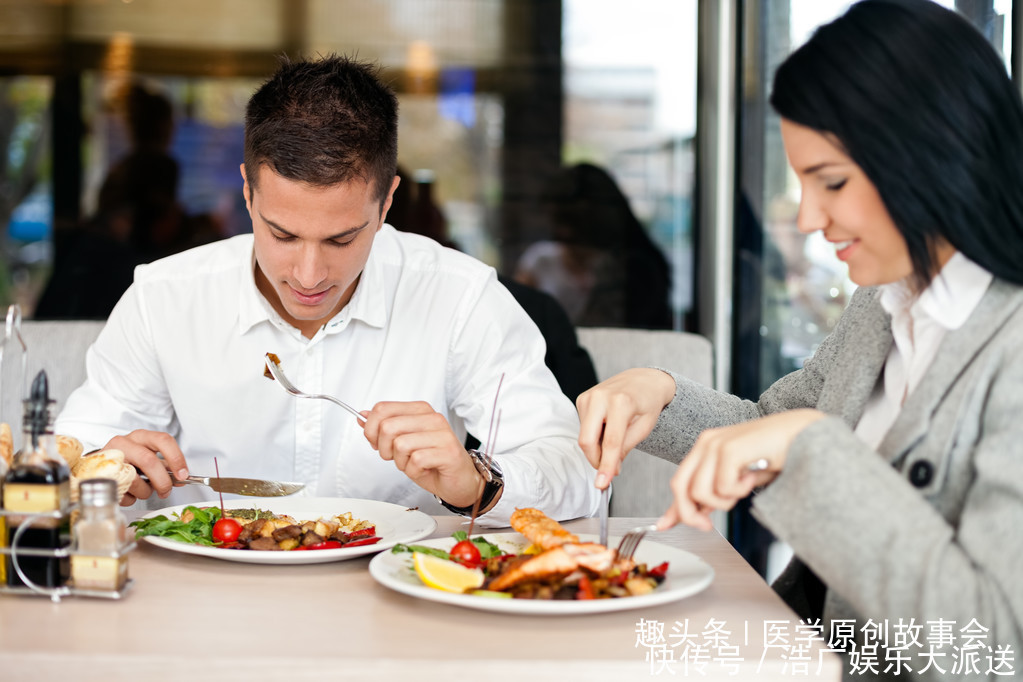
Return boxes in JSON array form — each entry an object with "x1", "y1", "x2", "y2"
[{"x1": 800, "y1": 161, "x2": 846, "y2": 175}]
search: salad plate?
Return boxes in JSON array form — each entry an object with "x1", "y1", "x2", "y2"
[
  {"x1": 137, "y1": 497, "x2": 436, "y2": 565},
  {"x1": 369, "y1": 532, "x2": 714, "y2": 615}
]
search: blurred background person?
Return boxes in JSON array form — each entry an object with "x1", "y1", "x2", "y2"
[
  {"x1": 514, "y1": 162, "x2": 672, "y2": 330},
  {"x1": 35, "y1": 82, "x2": 222, "y2": 319},
  {"x1": 390, "y1": 164, "x2": 597, "y2": 404}
]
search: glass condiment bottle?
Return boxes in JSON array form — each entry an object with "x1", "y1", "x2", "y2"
[
  {"x1": 3, "y1": 370, "x2": 71, "y2": 588},
  {"x1": 0, "y1": 450, "x2": 8, "y2": 585},
  {"x1": 71, "y1": 478, "x2": 128, "y2": 592}
]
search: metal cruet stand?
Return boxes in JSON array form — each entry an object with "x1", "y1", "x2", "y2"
[{"x1": 0, "y1": 304, "x2": 136, "y2": 601}]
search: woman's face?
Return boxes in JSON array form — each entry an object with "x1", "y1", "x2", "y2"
[{"x1": 780, "y1": 118, "x2": 914, "y2": 287}]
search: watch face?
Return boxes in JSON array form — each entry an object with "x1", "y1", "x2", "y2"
[
  {"x1": 489, "y1": 458, "x2": 503, "y2": 477},
  {"x1": 468, "y1": 449, "x2": 502, "y2": 481}
]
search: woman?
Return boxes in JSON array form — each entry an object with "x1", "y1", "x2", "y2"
[{"x1": 577, "y1": 1, "x2": 1023, "y2": 678}]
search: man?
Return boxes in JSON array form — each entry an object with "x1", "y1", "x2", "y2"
[{"x1": 56, "y1": 55, "x2": 599, "y2": 525}]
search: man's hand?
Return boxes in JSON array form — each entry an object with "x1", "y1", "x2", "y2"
[
  {"x1": 361, "y1": 401, "x2": 488, "y2": 509},
  {"x1": 576, "y1": 368, "x2": 676, "y2": 490},
  {"x1": 103, "y1": 430, "x2": 189, "y2": 506}
]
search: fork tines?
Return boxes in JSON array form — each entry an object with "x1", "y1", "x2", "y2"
[{"x1": 615, "y1": 524, "x2": 658, "y2": 561}]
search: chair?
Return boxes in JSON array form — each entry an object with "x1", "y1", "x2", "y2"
[
  {"x1": 1, "y1": 320, "x2": 106, "y2": 428},
  {"x1": 575, "y1": 327, "x2": 714, "y2": 517}
]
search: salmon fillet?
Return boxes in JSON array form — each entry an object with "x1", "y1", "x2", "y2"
[{"x1": 510, "y1": 507, "x2": 578, "y2": 550}]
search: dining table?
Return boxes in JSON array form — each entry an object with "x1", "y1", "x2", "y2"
[{"x1": 0, "y1": 514, "x2": 843, "y2": 682}]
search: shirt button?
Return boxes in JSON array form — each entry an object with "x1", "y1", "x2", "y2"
[{"x1": 908, "y1": 460, "x2": 934, "y2": 488}]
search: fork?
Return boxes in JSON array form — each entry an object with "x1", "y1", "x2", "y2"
[
  {"x1": 616, "y1": 523, "x2": 658, "y2": 561},
  {"x1": 613, "y1": 461, "x2": 767, "y2": 559},
  {"x1": 264, "y1": 353, "x2": 367, "y2": 425}
]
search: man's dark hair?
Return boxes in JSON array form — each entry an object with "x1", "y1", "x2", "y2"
[
  {"x1": 771, "y1": 0, "x2": 1023, "y2": 288},
  {"x1": 244, "y1": 54, "x2": 399, "y2": 207}
]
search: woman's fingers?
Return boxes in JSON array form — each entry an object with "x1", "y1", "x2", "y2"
[{"x1": 577, "y1": 368, "x2": 677, "y2": 488}]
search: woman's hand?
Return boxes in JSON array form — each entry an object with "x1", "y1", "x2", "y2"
[
  {"x1": 576, "y1": 368, "x2": 676, "y2": 489},
  {"x1": 658, "y1": 409, "x2": 826, "y2": 531}
]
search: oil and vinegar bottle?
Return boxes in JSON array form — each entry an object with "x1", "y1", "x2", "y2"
[{"x1": 3, "y1": 370, "x2": 71, "y2": 589}]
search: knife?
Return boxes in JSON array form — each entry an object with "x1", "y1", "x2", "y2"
[
  {"x1": 598, "y1": 485, "x2": 610, "y2": 547},
  {"x1": 139, "y1": 473, "x2": 304, "y2": 497}
]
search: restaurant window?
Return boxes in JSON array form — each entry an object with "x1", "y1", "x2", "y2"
[
  {"x1": 547, "y1": 0, "x2": 698, "y2": 331},
  {"x1": 0, "y1": 76, "x2": 53, "y2": 316},
  {"x1": 0, "y1": 0, "x2": 698, "y2": 334}
]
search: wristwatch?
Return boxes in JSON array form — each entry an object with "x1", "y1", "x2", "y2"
[{"x1": 437, "y1": 449, "x2": 504, "y2": 516}]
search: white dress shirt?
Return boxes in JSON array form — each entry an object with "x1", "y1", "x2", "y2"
[
  {"x1": 56, "y1": 226, "x2": 600, "y2": 525},
  {"x1": 854, "y1": 252, "x2": 993, "y2": 449}
]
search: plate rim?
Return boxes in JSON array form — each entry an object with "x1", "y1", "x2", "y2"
[
  {"x1": 136, "y1": 497, "x2": 437, "y2": 564},
  {"x1": 368, "y1": 531, "x2": 714, "y2": 615}
]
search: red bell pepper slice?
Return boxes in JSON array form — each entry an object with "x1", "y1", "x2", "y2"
[
  {"x1": 647, "y1": 561, "x2": 670, "y2": 579},
  {"x1": 304, "y1": 540, "x2": 343, "y2": 551},
  {"x1": 577, "y1": 575, "x2": 596, "y2": 600},
  {"x1": 341, "y1": 535, "x2": 382, "y2": 548},
  {"x1": 340, "y1": 527, "x2": 376, "y2": 542}
]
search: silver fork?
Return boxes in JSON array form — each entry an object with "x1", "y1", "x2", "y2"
[
  {"x1": 264, "y1": 353, "x2": 367, "y2": 424},
  {"x1": 616, "y1": 523, "x2": 658, "y2": 561}
]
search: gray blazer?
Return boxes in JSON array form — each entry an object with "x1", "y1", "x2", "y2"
[{"x1": 640, "y1": 280, "x2": 1023, "y2": 681}]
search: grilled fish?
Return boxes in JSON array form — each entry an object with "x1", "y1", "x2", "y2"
[{"x1": 510, "y1": 507, "x2": 579, "y2": 550}]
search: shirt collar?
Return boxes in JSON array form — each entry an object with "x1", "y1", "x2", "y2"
[
  {"x1": 235, "y1": 228, "x2": 391, "y2": 337},
  {"x1": 879, "y1": 251, "x2": 993, "y2": 331},
  {"x1": 237, "y1": 239, "x2": 272, "y2": 335},
  {"x1": 342, "y1": 225, "x2": 389, "y2": 330}
]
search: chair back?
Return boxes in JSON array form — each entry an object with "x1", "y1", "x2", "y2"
[
  {"x1": 575, "y1": 327, "x2": 714, "y2": 517},
  {"x1": 0, "y1": 320, "x2": 106, "y2": 432}
]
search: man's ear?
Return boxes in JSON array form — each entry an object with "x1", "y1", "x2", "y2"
[
  {"x1": 240, "y1": 163, "x2": 253, "y2": 213},
  {"x1": 378, "y1": 175, "x2": 401, "y2": 230}
]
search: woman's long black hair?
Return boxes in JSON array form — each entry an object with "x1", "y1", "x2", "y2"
[{"x1": 770, "y1": 0, "x2": 1023, "y2": 288}]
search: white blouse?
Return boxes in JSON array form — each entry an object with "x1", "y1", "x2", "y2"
[{"x1": 853, "y1": 252, "x2": 993, "y2": 449}]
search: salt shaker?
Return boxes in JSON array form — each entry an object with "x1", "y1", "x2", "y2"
[{"x1": 71, "y1": 478, "x2": 129, "y2": 592}]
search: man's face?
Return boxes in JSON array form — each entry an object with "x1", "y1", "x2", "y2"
[{"x1": 241, "y1": 164, "x2": 399, "y2": 338}]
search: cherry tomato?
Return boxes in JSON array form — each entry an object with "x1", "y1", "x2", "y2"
[
  {"x1": 449, "y1": 539, "x2": 482, "y2": 568},
  {"x1": 212, "y1": 517, "x2": 243, "y2": 544}
]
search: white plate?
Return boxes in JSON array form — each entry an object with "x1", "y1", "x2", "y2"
[
  {"x1": 137, "y1": 497, "x2": 437, "y2": 565},
  {"x1": 369, "y1": 532, "x2": 714, "y2": 615}
]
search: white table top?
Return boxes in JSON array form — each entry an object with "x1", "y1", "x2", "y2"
[{"x1": 0, "y1": 515, "x2": 842, "y2": 681}]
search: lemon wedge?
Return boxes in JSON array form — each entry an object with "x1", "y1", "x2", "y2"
[{"x1": 413, "y1": 552, "x2": 484, "y2": 593}]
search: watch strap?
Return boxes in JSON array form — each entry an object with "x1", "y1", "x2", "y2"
[
  {"x1": 437, "y1": 449, "x2": 504, "y2": 516},
  {"x1": 438, "y1": 477, "x2": 503, "y2": 516}
]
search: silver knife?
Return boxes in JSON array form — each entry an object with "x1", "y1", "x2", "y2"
[
  {"x1": 598, "y1": 485, "x2": 610, "y2": 547},
  {"x1": 139, "y1": 473, "x2": 304, "y2": 497}
]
